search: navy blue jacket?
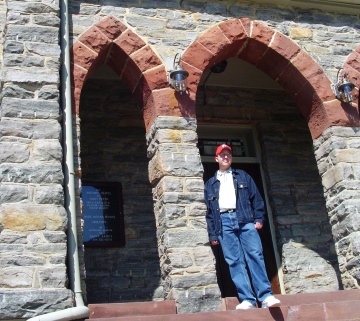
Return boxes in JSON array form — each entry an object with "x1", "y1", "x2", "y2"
[{"x1": 204, "y1": 168, "x2": 266, "y2": 242}]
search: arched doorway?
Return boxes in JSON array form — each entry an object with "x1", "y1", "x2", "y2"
[
  {"x1": 179, "y1": 19, "x2": 357, "y2": 295},
  {"x1": 70, "y1": 16, "x2": 171, "y2": 303}
]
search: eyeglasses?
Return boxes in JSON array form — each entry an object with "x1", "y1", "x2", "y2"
[{"x1": 218, "y1": 153, "x2": 232, "y2": 158}]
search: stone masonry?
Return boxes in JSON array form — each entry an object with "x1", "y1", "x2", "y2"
[
  {"x1": 0, "y1": 0, "x2": 74, "y2": 318},
  {"x1": 314, "y1": 127, "x2": 360, "y2": 289},
  {"x1": 146, "y1": 116, "x2": 221, "y2": 313},
  {"x1": 0, "y1": 0, "x2": 360, "y2": 318}
]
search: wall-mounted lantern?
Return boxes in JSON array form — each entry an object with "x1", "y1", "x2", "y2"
[
  {"x1": 332, "y1": 68, "x2": 356, "y2": 103},
  {"x1": 168, "y1": 53, "x2": 189, "y2": 95}
]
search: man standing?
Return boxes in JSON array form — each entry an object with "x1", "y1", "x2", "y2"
[{"x1": 204, "y1": 144, "x2": 281, "y2": 309}]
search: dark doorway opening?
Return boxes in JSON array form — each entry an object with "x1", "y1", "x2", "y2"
[{"x1": 203, "y1": 162, "x2": 281, "y2": 298}]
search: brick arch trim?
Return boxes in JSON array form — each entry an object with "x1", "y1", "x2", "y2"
[
  {"x1": 180, "y1": 18, "x2": 360, "y2": 139},
  {"x1": 71, "y1": 16, "x2": 189, "y2": 131}
]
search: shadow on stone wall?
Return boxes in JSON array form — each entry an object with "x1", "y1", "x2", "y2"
[{"x1": 79, "y1": 76, "x2": 162, "y2": 303}]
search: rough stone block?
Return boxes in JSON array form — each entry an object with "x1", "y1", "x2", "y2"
[
  {"x1": 1, "y1": 97, "x2": 60, "y2": 119},
  {"x1": 3, "y1": 69, "x2": 59, "y2": 84},
  {"x1": 1, "y1": 155, "x2": 64, "y2": 179},
  {"x1": 35, "y1": 184, "x2": 64, "y2": 205},
  {"x1": 0, "y1": 267, "x2": 34, "y2": 287},
  {"x1": 0, "y1": 142, "x2": 30, "y2": 163},
  {"x1": 172, "y1": 286, "x2": 222, "y2": 314},
  {"x1": 0, "y1": 230, "x2": 27, "y2": 244},
  {"x1": 0, "y1": 289, "x2": 73, "y2": 319},
  {"x1": 39, "y1": 266, "x2": 67, "y2": 288},
  {"x1": 163, "y1": 229, "x2": 208, "y2": 248},
  {"x1": 32, "y1": 140, "x2": 62, "y2": 162},
  {"x1": 0, "y1": 118, "x2": 61, "y2": 140},
  {"x1": 0, "y1": 204, "x2": 67, "y2": 232}
]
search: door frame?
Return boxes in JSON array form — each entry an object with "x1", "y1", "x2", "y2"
[{"x1": 198, "y1": 124, "x2": 285, "y2": 294}]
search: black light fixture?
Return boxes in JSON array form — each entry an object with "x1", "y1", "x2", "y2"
[
  {"x1": 202, "y1": 60, "x2": 228, "y2": 105},
  {"x1": 168, "y1": 53, "x2": 189, "y2": 95},
  {"x1": 332, "y1": 68, "x2": 356, "y2": 103}
]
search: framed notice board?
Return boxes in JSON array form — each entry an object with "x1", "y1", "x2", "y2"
[{"x1": 82, "y1": 182, "x2": 125, "y2": 247}]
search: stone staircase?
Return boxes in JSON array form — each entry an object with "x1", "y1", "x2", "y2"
[{"x1": 85, "y1": 289, "x2": 360, "y2": 321}]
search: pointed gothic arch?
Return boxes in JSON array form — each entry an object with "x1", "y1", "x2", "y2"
[
  {"x1": 180, "y1": 18, "x2": 360, "y2": 139},
  {"x1": 70, "y1": 16, "x2": 194, "y2": 131}
]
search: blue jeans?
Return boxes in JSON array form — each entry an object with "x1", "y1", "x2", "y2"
[{"x1": 218, "y1": 213, "x2": 272, "y2": 305}]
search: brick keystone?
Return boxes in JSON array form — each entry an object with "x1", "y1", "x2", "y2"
[
  {"x1": 95, "y1": 16, "x2": 127, "y2": 41},
  {"x1": 218, "y1": 19, "x2": 249, "y2": 42},
  {"x1": 250, "y1": 21, "x2": 275, "y2": 46},
  {"x1": 238, "y1": 38, "x2": 268, "y2": 66},
  {"x1": 240, "y1": 17, "x2": 252, "y2": 36},
  {"x1": 114, "y1": 29, "x2": 146, "y2": 56}
]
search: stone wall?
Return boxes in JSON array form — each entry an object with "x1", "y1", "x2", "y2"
[
  {"x1": 0, "y1": 0, "x2": 359, "y2": 318},
  {"x1": 146, "y1": 116, "x2": 220, "y2": 313},
  {"x1": 0, "y1": 0, "x2": 5, "y2": 73},
  {"x1": 0, "y1": 0, "x2": 73, "y2": 318},
  {"x1": 314, "y1": 127, "x2": 360, "y2": 289},
  {"x1": 68, "y1": 1, "x2": 360, "y2": 81}
]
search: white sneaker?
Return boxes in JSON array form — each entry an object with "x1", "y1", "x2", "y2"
[
  {"x1": 262, "y1": 295, "x2": 281, "y2": 308},
  {"x1": 236, "y1": 301, "x2": 256, "y2": 310}
]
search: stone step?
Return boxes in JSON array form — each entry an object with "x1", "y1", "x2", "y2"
[
  {"x1": 224, "y1": 288, "x2": 360, "y2": 309},
  {"x1": 86, "y1": 289, "x2": 360, "y2": 321},
  {"x1": 88, "y1": 300, "x2": 177, "y2": 319}
]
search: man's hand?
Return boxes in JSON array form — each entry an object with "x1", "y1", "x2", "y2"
[
  {"x1": 254, "y1": 222, "x2": 263, "y2": 230},
  {"x1": 211, "y1": 240, "x2": 220, "y2": 245}
]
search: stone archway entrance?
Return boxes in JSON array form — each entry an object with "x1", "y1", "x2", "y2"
[
  {"x1": 70, "y1": 15, "x2": 360, "y2": 313},
  {"x1": 179, "y1": 18, "x2": 360, "y2": 297},
  {"x1": 70, "y1": 16, "x2": 219, "y2": 313}
]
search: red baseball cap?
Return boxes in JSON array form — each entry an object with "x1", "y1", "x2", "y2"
[{"x1": 215, "y1": 144, "x2": 232, "y2": 156}]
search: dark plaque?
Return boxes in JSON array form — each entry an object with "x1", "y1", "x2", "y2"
[{"x1": 82, "y1": 182, "x2": 125, "y2": 247}]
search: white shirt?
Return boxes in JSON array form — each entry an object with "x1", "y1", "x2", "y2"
[{"x1": 217, "y1": 170, "x2": 236, "y2": 211}]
